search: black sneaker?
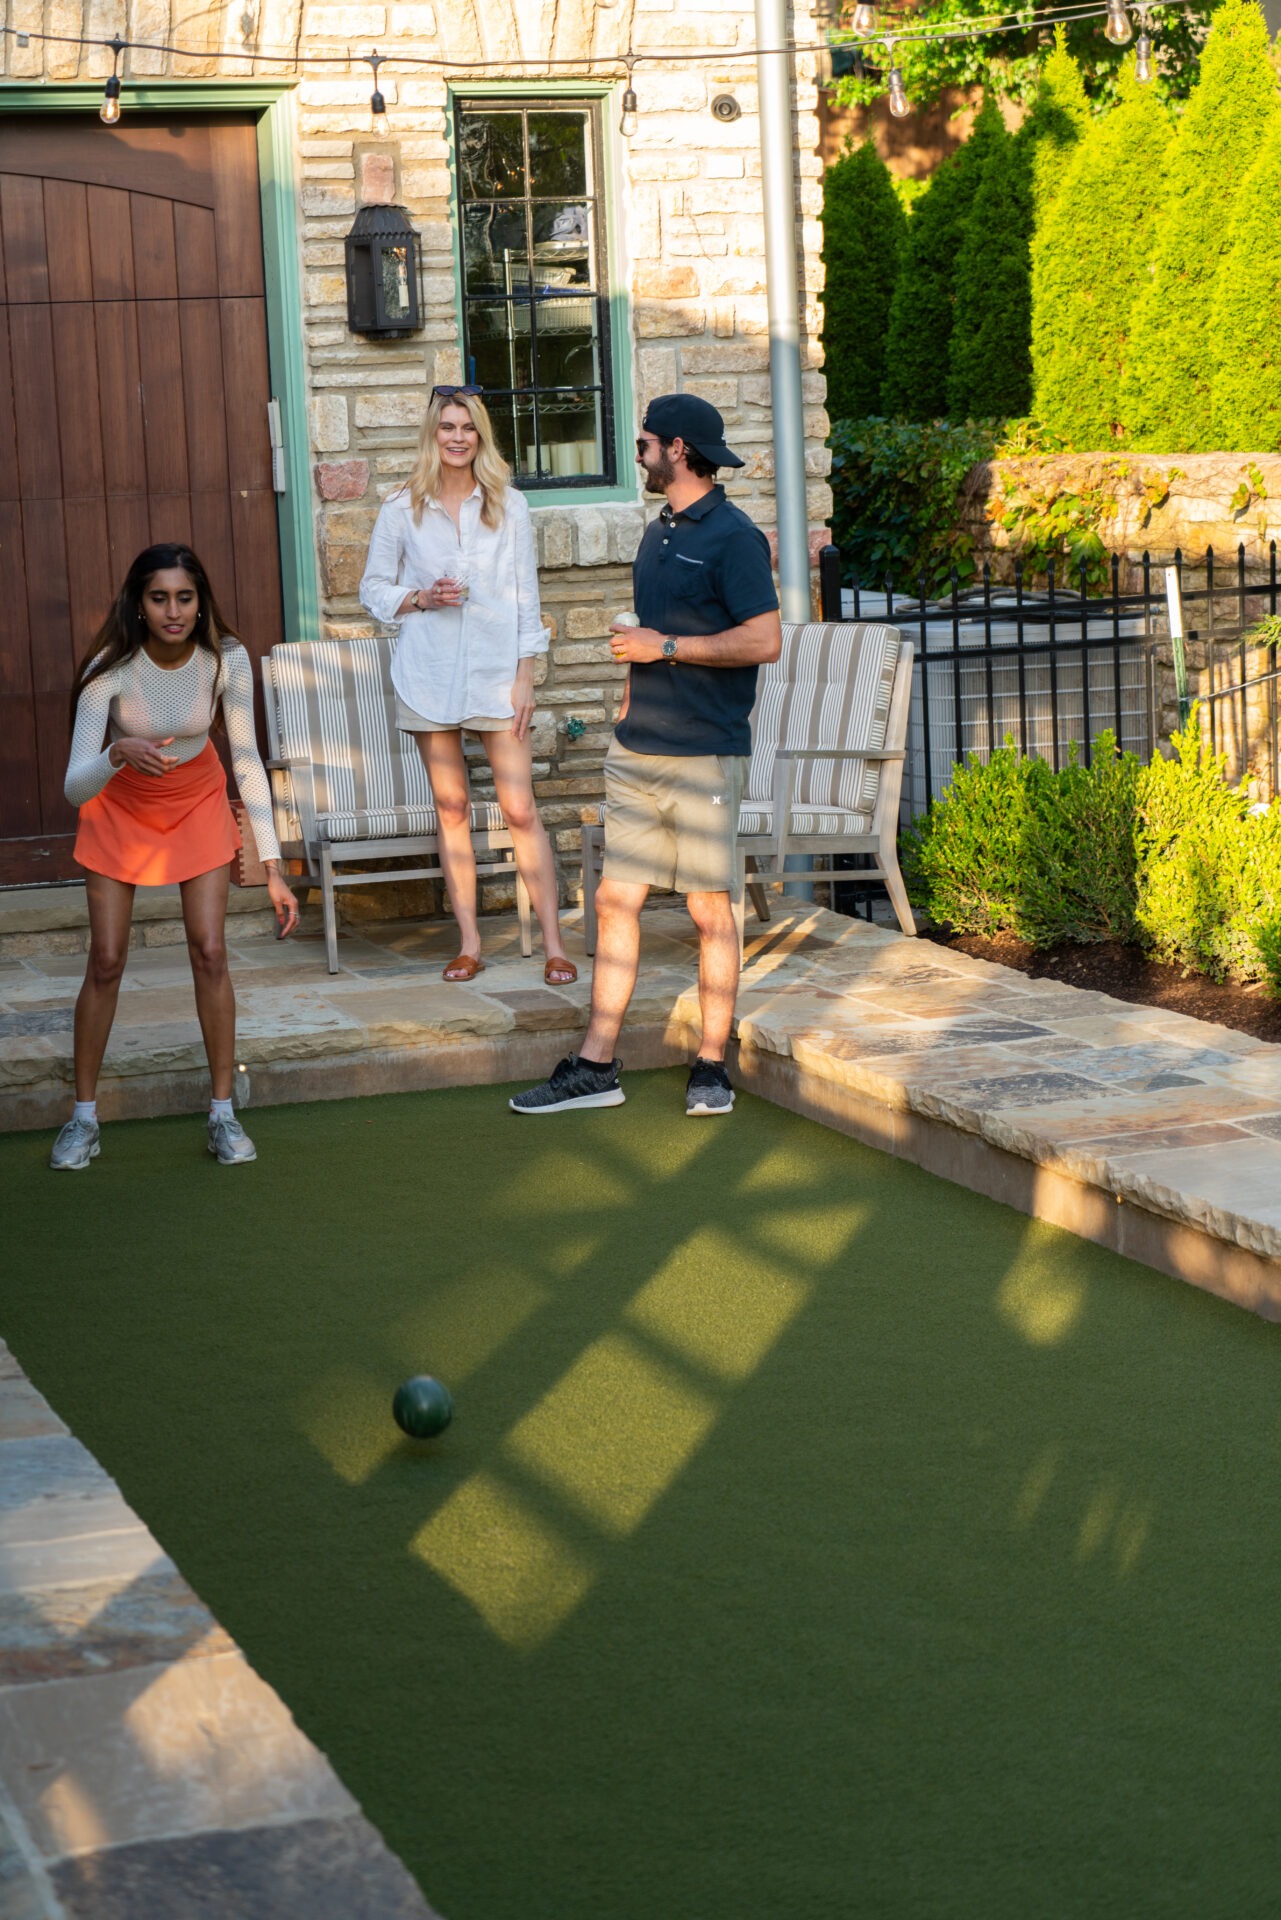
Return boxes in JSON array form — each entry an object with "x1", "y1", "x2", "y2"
[
  {"x1": 686, "y1": 1058, "x2": 735, "y2": 1117},
  {"x1": 510, "y1": 1054, "x2": 625, "y2": 1114}
]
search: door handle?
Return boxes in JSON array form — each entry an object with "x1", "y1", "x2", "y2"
[{"x1": 267, "y1": 398, "x2": 286, "y2": 494}]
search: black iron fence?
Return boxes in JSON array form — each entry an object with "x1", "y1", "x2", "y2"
[{"x1": 817, "y1": 542, "x2": 1281, "y2": 818}]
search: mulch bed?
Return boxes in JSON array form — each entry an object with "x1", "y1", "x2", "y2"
[{"x1": 922, "y1": 927, "x2": 1281, "y2": 1045}]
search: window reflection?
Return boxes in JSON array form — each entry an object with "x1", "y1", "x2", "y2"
[{"x1": 456, "y1": 101, "x2": 613, "y2": 487}]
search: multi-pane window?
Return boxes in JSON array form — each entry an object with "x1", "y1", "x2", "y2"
[{"x1": 455, "y1": 99, "x2": 615, "y2": 488}]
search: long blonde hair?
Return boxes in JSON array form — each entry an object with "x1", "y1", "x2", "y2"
[{"x1": 406, "y1": 391, "x2": 511, "y2": 530}]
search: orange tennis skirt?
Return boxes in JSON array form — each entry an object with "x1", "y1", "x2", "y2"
[{"x1": 74, "y1": 741, "x2": 241, "y2": 887}]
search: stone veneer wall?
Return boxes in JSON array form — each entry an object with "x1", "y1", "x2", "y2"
[{"x1": 4, "y1": 0, "x2": 831, "y2": 908}]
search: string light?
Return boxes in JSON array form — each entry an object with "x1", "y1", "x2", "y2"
[
  {"x1": 99, "y1": 35, "x2": 124, "y2": 124},
  {"x1": 885, "y1": 39, "x2": 911, "y2": 117},
  {"x1": 1104, "y1": 0, "x2": 1133, "y2": 45},
  {"x1": 852, "y1": 4, "x2": 878, "y2": 29},
  {"x1": 1134, "y1": 7, "x2": 1153, "y2": 78},
  {"x1": 367, "y1": 49, "x2": 387, "y2": 134},
  {"x1": 619, "y1": 56, "x2": 638, "y2": 137}
]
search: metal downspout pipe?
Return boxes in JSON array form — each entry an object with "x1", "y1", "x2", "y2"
[{"x1": 754, "y1": 0, "x2": 812, "y2": 624}]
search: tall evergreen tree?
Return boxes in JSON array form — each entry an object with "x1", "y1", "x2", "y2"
[
  {"x1": 1210, "y1": 116, "x2": 1281, "y2": 448},
  {"x1": 947, "y1": 102, "x2": 1032, "y2": 418},
  {"x1": 820, "y1": 140, "x2": 908, "y2": 421},
  {"x1": 1121, "y1": 0, "x2": 1281, "y2": 451},
  {"x1": 1032, "y1": 61, "x2": 1173, "y2": 446},
  {"x1": 1019, "y1": 27, "x2": 1091, "y2": 222},
  {"x1": 882, "y1": 97, "x2": 1005, "y2": 420}
]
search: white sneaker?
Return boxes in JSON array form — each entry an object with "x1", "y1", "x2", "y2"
[
  {"x1": 208, "y1": 1115, "x2": 257, "y2": 1165},
  {"x1": 50, "y1": 1116, "x2": 100, "y2": 1171}
]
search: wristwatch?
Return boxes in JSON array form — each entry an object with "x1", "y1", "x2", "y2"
[{"x1": 661, "y1": 636, "x2": 678, "y2": 660}]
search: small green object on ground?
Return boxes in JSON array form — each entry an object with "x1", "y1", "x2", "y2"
[{"x1": 393, "y1": 1374, "x2": 453, "y2": 1439}]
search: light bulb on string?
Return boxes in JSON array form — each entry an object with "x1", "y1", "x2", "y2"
[
  {"x1": 852, "y1": 3, "x2": 877, "y2": 30},
  {"x1": 620, "y1": 62, "x2": 638, "y2": 137},
  {"x1": 100, "y1": 36, "x2": 125, "y2": 125},
  {"x1": 1134, "y1": 10, "x2": 1153, "y2": 79},
  {"x1": 886, "y1": 42, "x2": 910, "y2": 118},
  {"x1": 1104, "y1": 0, "x2": 1132, "y2": 46},
  {"x1": 367, "y1": 51, "x2": 388, "y2": 135}
]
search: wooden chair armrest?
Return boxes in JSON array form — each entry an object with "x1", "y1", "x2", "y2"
[{"x1": 772, "y1": 747, "x2": 905, "y2": 763}]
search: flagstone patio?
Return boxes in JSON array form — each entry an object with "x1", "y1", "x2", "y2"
[{"x1": 2, "y1": 881, "x2": 1280, "y2": 1313}]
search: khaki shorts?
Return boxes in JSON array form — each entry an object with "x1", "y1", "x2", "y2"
[
  {"x1": 395, "y1": 696, "x2": 509, "y2": 735},
  {"x1": 602, "y1": 739, "x2": 747, "y2": 895}
]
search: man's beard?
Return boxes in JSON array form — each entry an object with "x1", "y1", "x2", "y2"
[{"x1": 643, "y1": 447, "x2": 676, "y2": 494}]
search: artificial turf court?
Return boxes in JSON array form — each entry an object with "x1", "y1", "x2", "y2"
[{"x1": 3, "y1": 1072, "x2": 1279, "y2": 1919}]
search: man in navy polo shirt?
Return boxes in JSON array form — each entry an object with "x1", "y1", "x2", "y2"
[{"x1": 512, "y1": 392, "x2": 782, "y2": 1119}]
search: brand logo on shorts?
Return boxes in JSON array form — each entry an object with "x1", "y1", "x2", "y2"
[{"x1": 711, "y1": 794, "x2": 725, "y2": 806}]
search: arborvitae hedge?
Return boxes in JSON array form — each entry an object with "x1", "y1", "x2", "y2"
[
  {"x1": 947, "y1": 104, "x2": 1033, "y2": 418},
  {"x1": 1121, "y1": 0, "x2": 1281, "y2": 452},
  {"x1": 1209, "y1": 116, "x2": 1281, "y2": 448},
  {"x1": 881, "y1": 102, "x2": 1004, "y2": 420},
  {"x1": 1020, "y1": 28, "x2": 1091, "y2": 221},
  {"x1": 1032, "y1": 62, "x2": 1173, "y2": 446},
  {"x1": 820, "y1": 140, "x2": 907, "y2": 421}
]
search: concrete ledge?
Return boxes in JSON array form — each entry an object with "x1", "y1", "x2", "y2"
[{"x1": 736, "y1": 1043, "x2": 1281, "y2": 1321}]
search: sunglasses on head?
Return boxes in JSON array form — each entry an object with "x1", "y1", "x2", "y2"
[{"x1": 432, "y1": 384, "x2": 483, "y2": 400}]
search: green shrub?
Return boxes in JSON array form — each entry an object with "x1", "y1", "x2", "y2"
[
  {"x1": 1209, "y1": 115, "x2": 1281, "y2": 450},
  {"x1": 820, "y1": 141, "x2": 908, "y2": 421},
  {"x1": 1133, "y1": 711, "x2": 1281, "y2": 979},
  {"x1": 1121, "y1": 0, "x2": 1281, "y2": 452},
  {"x1": 827, "y1": 416, "x2": 997, "y2": 595},
  {"x1": 882, "y1": 101, "x2": 1005, "y2": 421},
  {"x1": 900, "y1": 733, "x2": 1141, "y2": 946},
  {"x1": 1031, "y1": 60, "x2": 1173, "y2": 447},
  {"x1": 903, "y1": 706, "x2": 1281, "y2": 993},
  {"x1": 947, "y1": 114, "x2": 1034, "y2": 419}
]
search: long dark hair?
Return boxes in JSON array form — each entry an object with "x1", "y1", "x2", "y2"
[{"x1": 70, "y1": 544, "x2": 237, "y2": 725}]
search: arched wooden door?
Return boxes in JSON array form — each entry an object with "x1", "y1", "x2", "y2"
[{"x1": 0, "y1": 113, "x2": 284, "y2": 884}]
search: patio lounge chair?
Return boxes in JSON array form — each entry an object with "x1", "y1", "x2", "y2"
[
  {"x1": 262, "y1": 635, "x2": 532, "y2": 973},
  {"x1": 580, "y1": 619, "x2": 915, "y2": 951}
]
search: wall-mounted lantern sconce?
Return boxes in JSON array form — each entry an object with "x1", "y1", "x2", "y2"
[{"x1": 345, "y1": 204, "x2": 421, "y2": 337}]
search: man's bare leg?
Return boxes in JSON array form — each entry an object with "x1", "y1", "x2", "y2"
[
  {"x1": 580, "y1": 877, "x2": 649, "y2": 1060},
  {"x1": 685, "y1": 889, "x2": 740, "y2": 1061}
]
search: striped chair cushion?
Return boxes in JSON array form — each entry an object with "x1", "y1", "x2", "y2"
[
  {"x1": 270, "y1": 635, "x2": 440, "y2": 833},
  {"x1": 737, "y1": 803, "x2": 871, "y2": 838},
  {"x1": 317, "y1": 800, "x2": 507, "y2": 844},
  {"x1": 745, "y1": 620, "x2": 900, "y2": 817}
]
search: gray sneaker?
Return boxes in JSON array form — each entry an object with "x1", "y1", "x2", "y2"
[
  {"x1": 208, "y1": 1115, "x2": 257, "y2": 1165},
  {"x1": 686, "y1": 1058, "x2": 735, "y2": 1116},
  {"x1": 50, "y1": 1116, "x2": 100, "y2": 1170}
]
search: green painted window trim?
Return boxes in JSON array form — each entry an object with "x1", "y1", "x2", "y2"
[
  {"x1": 446, "y1": 79, "x2": 639, "y2": 510},
  {"x1": 0, "y1": 82, "x2": 319, "y2": 645}
]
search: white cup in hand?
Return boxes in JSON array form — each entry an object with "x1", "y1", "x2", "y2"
[{"x1": 612, "y1": 610, "x2": 640, "y2": 629}]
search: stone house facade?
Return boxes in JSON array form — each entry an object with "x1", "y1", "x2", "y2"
[{"x1": 0, "y1": 0, "x2": 831, "y2": 896}]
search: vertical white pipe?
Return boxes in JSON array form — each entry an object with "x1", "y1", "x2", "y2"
[{"x1": 755, "y1": 0, "x2": 812, "y2": 624}]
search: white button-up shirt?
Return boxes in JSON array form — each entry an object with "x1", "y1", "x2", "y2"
[{"x1": 359, "y1": 483, "x2": 549, "y2": 724}]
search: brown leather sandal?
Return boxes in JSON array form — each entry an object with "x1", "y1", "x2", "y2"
[
  {"x1": 544, "y1": 956, "x2": 578, "y2": 985},
  {"x1": 443, "y1": 954, "x2": 485, "y2": 982}
]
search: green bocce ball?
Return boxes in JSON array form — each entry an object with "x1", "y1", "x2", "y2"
[{"x1": 393, "y1": 1375, "x2": 454, "y2": 1440}]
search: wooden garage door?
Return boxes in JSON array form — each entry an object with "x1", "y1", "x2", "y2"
[{"x1": 0, "y1": 113, "x2": 284, "y2": 885}]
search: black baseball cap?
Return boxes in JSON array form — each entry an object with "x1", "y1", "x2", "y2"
[{"x1": 642, "y1": 393, "x2": 744, "y2": 469}]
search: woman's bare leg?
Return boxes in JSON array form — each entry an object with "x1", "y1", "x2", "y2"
[
  {"x1": 418, "y1": 731, "x2": 480, "y2": 956},
  {"x1": 180, "y1": 866, "x2": 235, "y2": 1101},
  {"x1": 483, "y1": 728, "x2": 566, "y2": 959},
  {"x1": 73, "y1": 874, "x2": 136, "y2": 1100}
]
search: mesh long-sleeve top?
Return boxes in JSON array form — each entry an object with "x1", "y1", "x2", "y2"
[{"x1": 64, "y1": 642, "x2": 281, "y2": 863}]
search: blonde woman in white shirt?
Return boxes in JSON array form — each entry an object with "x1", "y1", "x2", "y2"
[{"x1": 360, "y1": 388, "x2": 574, "y2": 984}]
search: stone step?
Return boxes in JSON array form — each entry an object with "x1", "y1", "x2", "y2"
[{"x1": 0, "y1": 882, "x2": 320, "y2": 960}]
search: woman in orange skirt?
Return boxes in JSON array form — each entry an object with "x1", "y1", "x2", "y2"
[{"x1": 52, "y1": 543, "x2": 298, "y2": 1171}]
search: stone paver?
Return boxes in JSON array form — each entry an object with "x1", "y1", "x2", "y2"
[
  {"x1": 5, "y1": 889, "x2": 1281, "y2": 1279},
  {"x1": 0, "y1": 1343, "x2": 441, "y2": 1920}
]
